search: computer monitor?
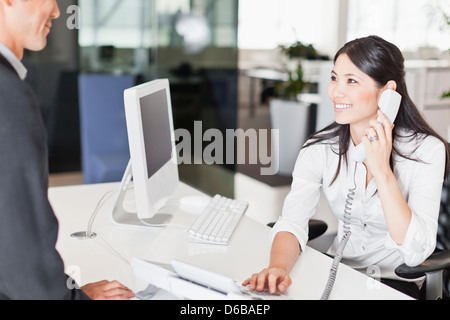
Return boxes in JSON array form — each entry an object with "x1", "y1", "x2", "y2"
[{"x1": 111, "y1": 79, "x2": 179, "y2": 227}]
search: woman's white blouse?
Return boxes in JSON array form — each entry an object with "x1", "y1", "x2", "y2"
[{"x1": 271, "y1": 130, "x2": 446, "y2": 280}]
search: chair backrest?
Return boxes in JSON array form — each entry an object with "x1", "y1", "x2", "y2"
[
  {"x1": 438, "y1": 180, "x2": 450, "y2": 251},
  {"x1": 438, "y1": 178, "x2": 450, "y2": 299},
  {"x1": 78, "y1": 73, "x2": 135, "y2": 183}
]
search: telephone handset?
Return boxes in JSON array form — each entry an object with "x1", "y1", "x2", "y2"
[{"x1": 349, "y1": 89, "x2": 402, "y2": 162}]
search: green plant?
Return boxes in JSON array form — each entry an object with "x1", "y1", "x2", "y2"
[
  {"x1": 280, "y1": 41, "x2": 320, "y2": 60},
  {"x1": 274, "y1": 41, "x2": 317, "y2": 100},
  {"x1": 442, "y1": 90, "x2": 450, "y2": 99},
  {"x1": 274, "y1": 64, "x2": 310, "y2": 100}
]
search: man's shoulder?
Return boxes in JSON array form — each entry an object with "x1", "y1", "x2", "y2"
[
  {"x1": 0, "y1": 59, "x2": 38, "y2": 125},
  {"x1": 0, "y1": 56, "x2": 33, "y2": 100},
  {"x1": 0, "y1": 53, "x2": 17, "y2": 76},
  {"x1": 0, "y1": 61, "x2": 24, "y2": 94}
]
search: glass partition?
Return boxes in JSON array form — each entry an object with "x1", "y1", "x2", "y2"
[{"x1": 78, "y1": 0, "x2": 239, "y2": 197}]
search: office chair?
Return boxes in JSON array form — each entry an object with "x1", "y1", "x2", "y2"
[
  {"x1": 78, "y1": 73, "x2": 135, "y2": 184},
  {"x1": 267, "y1": 219, "x2": 328, "y2": 242},
  {"x1": 395, "y1": 179, "x2": 450, "y2": 300}
]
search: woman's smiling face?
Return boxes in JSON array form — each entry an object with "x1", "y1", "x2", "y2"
[{"x1": 327, "y1": 54, "x2": 383, "y2": 131}]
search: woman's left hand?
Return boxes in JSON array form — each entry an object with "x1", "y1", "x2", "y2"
[{"x1": 361, "y1": 110, "x2": 394, "y2": 179}]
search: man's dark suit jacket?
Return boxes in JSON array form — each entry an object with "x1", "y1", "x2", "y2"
[{"x1": 0, "y1": 53, "x2": 89, "y2": 299}]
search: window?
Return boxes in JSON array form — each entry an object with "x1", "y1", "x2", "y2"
[
  {"x1": 78, "y1": 0, "x2": 237, "y2": 49},
  {"x1": 238, "y1": 0, "x2": 337, "y2": 53},
  {"x1": 238, "y1": 0, "x2": 450, "y2": 55},
  {"x1": 347, "y1": 0, "x2": 450, "y2": 52},
  {"x1": 79, "y1": 0, "x2": 155, "y2": 48}
]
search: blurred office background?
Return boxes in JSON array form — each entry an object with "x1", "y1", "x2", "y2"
[{"x1": 24, "y1": 0, "x2": 450, "y2": 198}]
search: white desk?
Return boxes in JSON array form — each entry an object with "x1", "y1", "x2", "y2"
[{"x1": 50, "y1": 181, "x2": 412, "y2": 300}]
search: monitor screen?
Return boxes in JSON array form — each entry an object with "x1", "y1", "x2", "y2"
[
  {"x1": 112, "y1": 79, "x2": 179, "y2": 226},
  {"x1": 140, "y1": 89, "x2": 172, "y2": 179}
]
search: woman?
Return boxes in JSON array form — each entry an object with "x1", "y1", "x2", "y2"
[{"x1": 244, "y1": 35, "x2": 450, "y2": 299}]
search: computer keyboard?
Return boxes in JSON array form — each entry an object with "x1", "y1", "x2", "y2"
[{"x1": 188, "y1": 194, "x2": 248, "y2": 245}]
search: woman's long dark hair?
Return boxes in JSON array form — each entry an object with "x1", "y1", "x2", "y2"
[{"x1": 304, "y1": 35, "x2": 450, "y2": 184}]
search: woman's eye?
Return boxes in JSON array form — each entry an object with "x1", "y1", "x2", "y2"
[
  {"x1": 330, "y1": 76, "x2": 337, "y2": 82},
  {"x1": 348, "y1": 78, "x2": 357, "y2": 84}
]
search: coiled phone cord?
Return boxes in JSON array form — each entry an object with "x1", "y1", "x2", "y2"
[{"x1": 320, "y1": 162, "x2": 358, "y2": 300}]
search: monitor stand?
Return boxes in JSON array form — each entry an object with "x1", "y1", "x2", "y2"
[{"x1": 111, "y1": 160, "x2": 175, "y2": 228}]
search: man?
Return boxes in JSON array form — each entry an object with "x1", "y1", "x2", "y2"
[{"x1": 0, "y1": 0, "x2": 134, "y2": 299}]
